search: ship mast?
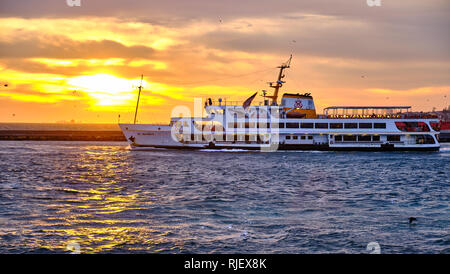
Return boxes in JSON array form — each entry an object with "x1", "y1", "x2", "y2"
[
  {"x1": 133, "y1": 74, "x2": 144, "y2": 124},
  {"x1": 265, "y1": 55, "x2": 292, "y2": 105}
]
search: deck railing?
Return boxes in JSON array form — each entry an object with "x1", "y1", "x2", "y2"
[{"x1": 325, "y1": 114, "x2": 438, "y2": 119}]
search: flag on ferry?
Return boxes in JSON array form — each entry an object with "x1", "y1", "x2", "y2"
[{"x1": 242, "y1": 92, "x2": 257, "y2": 110}]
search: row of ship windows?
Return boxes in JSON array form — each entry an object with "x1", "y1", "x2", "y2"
[
  {"x1": 332, "y1": 134, "x2": 435, "y2": 144},
  {"x1": 227, "y1": 122, "x2": 386, "y2": 129},
  {"x1": 285, "y1": 135, "x2": 313, "y2": 140},
  {"x1": 283, "y1": 122, "x2": 386, "y2": 129},
  {"x1": 284, "y1": 135, "x2": 384, "y2": 142},
  {"x1": 180, "y1": 134, "x2": 266, "y2": 142}
]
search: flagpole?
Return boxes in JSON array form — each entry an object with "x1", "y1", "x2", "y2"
[{"x1": 134, "y1": 74, "x2": 143, "y2": 124}]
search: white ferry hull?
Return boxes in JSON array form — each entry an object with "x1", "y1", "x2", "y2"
[{"x1": 119, "y1": 123, "x2": 440, "y2": 151}]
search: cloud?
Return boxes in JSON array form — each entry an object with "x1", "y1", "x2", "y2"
[
  {"x1": 0, "y1": 36, "x2": 156, "y2": 59},
  {"x1": 192, "y1": 13, "x2": 449, "y2": 62},
  {"x1": 0, "y1": 0, "x2": 449, "y2": 123}
]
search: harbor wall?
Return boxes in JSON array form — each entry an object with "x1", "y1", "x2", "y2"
[
  {"x1": 0, "y1": 123, "x2": 126, "y2": 141},
  {"x1": 0, "y1": 130, "x2": 126, "y2": 141}
]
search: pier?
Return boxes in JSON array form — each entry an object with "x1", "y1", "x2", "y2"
[
  {"x1": 0, "y1": 130, "x2": 126, "y2": 141},
  {"x1": 0, "y1": 123, "x2": 126, "y2": 141}
]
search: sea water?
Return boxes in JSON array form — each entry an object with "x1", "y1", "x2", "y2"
[{"x1": 0, "y1": 141, "x2": 448, "y2": 253}]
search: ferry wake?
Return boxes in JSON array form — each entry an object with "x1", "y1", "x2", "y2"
[{"x1": 119, "y1": 57, "x2": 441, "y2": 151}]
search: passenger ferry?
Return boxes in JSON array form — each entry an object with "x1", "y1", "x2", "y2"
[{"x1": 119, "y1": 57, "x2": 441, "y2": 151}]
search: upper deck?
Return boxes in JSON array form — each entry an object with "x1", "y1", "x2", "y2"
[
  {"x1": 202, "y1": 103, "x2": 439, "y2": 120},
  {"x1": 323, "y1": 106, "x2": 438, "y2": 119}
]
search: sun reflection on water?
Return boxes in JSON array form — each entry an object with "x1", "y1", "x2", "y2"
[{"x1": 34, "y1": 145, "x2": 176, "y2": 253}]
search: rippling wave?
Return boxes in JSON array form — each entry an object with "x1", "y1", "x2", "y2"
[{"x1": 0, "y1": 141, "x2": 449, "y2": 253}]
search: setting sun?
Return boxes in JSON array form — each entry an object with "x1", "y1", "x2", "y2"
[{"x1": 67, "y1": 74, "x2": 144, "y2": 107}]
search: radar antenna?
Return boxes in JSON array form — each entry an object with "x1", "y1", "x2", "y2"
[{"x1": 264, "y1": 55, "x2": 292, "y2": 105}]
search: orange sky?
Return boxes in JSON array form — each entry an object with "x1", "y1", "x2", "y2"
[{"x1": 0, "y1": 1, "x2": 449, "y2": 123}]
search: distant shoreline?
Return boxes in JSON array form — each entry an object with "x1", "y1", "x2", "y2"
[{"x1": 0, "y1": 122, "x2": 121, "y2": 131}]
